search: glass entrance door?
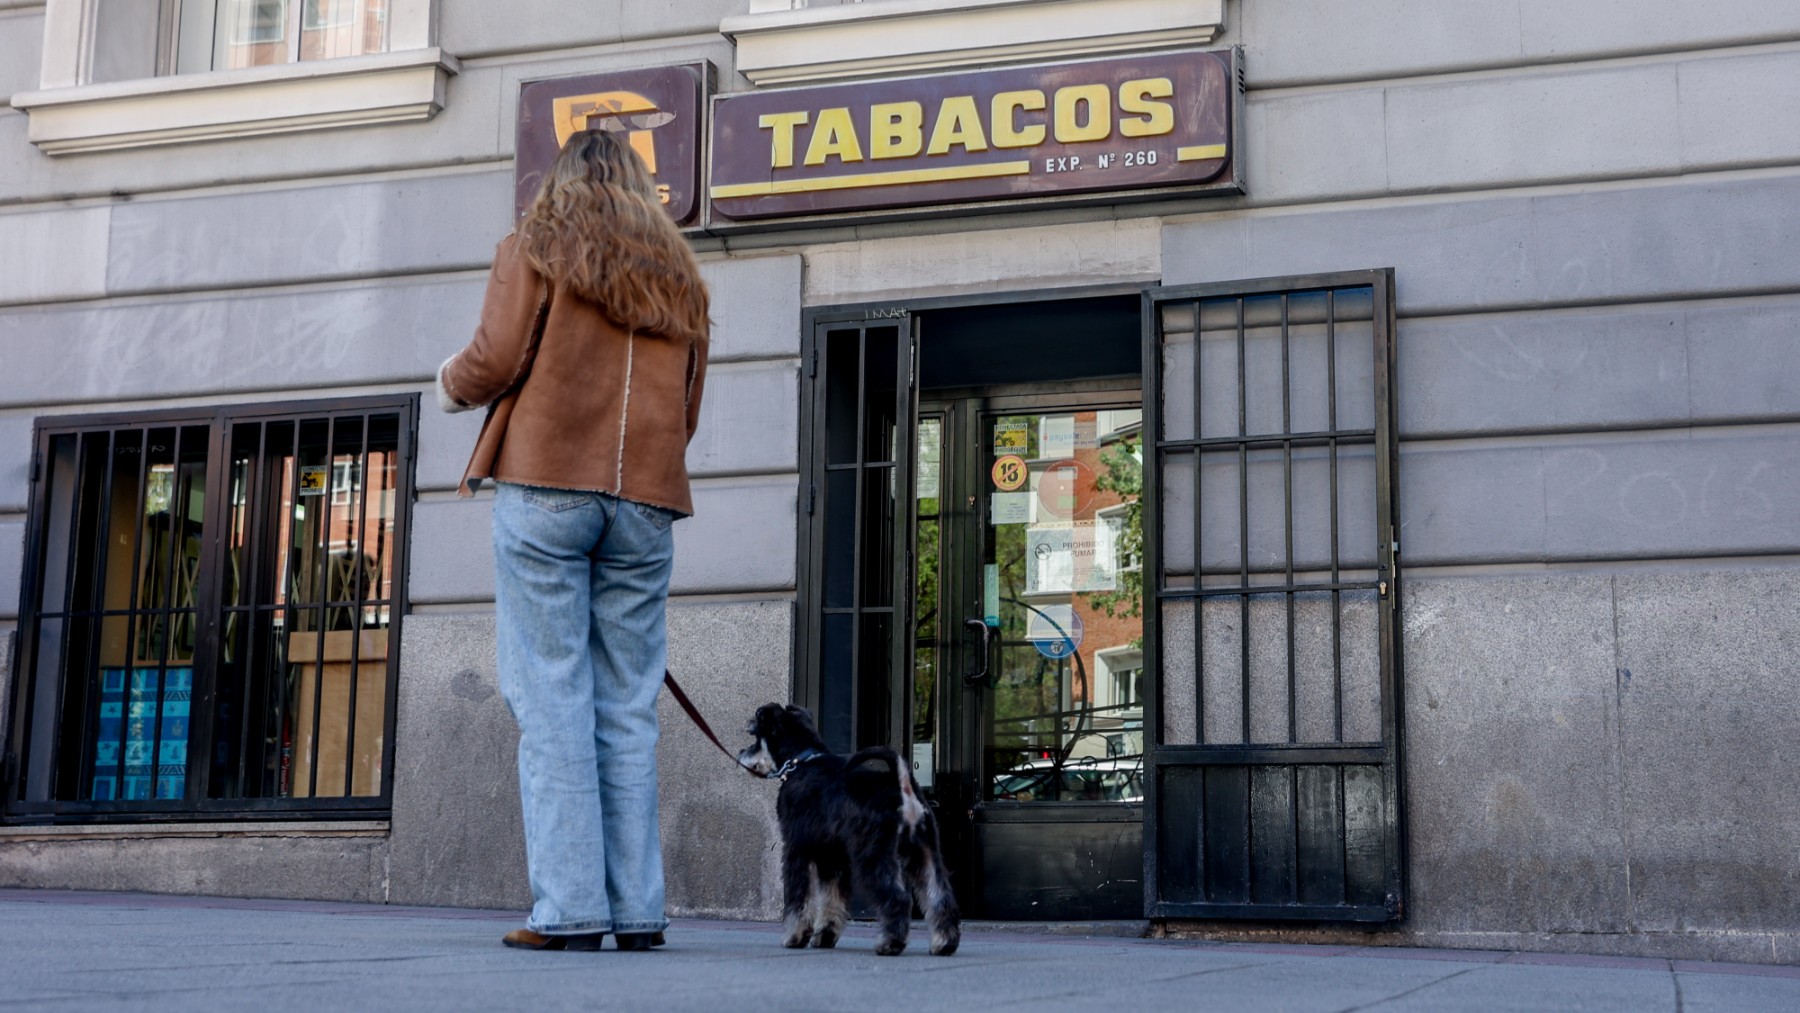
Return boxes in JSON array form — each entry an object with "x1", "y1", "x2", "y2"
[{"x1": 915, "y1": 389, "x2": 1147, "y2": 919}]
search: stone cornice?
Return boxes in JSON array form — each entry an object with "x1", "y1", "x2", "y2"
[
  {"x1": 722, "y1": 0, "x2": 1226, "y2": 86},
  {"x1": 12, "y1": 48, "x2": 459, "y2": 155}
]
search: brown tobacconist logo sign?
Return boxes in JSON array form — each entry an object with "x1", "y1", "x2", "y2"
[
  {"x1": 708, "y1": 49, "x2": 1238, "y2": 224},
  {"x1": 514, "y1": 64, "x2": 708, "y2": 226}
]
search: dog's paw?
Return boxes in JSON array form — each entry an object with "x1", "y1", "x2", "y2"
[
  {"x1": 782, "y1": 929, "x2": 813, "y2": 949},
  {"x1": 874, "y1": 937, "x2": 907, "y2": 957},
  {"x1": 810, "y1": 928, "x2": 839, "y2": 949},
  {"x1": 929, "y1": 930, "x2": 960, "y2": 956}
]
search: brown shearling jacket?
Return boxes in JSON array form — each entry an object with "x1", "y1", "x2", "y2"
[{"x1": 437, "y1": 234, "x2": 707, "y2": 516}]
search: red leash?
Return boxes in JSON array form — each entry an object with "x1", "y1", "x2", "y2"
[{"x1": 663, "y1": 670, "x2": 762, "y2": 778}]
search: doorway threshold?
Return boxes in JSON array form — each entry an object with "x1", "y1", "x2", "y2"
[{"x1": 958, "y1": 919, "x2": 1151, "y2": 939}]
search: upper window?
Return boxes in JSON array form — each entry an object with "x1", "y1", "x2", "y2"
[
  {"x1": 16, "y1": 0, "x2": 451, "y2": 156},
  {"x1": 3, "y1": 397, "x2": 417, "y2": 820},
  {"x1": 87, "y1": 0, "x2": 391, "y2": 84}
]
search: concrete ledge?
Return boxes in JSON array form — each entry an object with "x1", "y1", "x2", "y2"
[
  {"x1": 0, "y1": 822, "x2": 388, "y2": 842},
  {"x1": 964, "y1": 919, "x2": 1152, "y2": 938},
  {"x1": 1160, "y1": 922, "x2": 1800, "y2": 967},
  {"x1": 13, "y1": 49, "x2": 460, "y2": 155},
  {"x1": 0, "y1": 829, "x2": 389, "y2": 901}
]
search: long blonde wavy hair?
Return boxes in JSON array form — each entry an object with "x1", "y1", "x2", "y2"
[{"x1": 518, "y1": 128, "x2": 709, "y2": 343}]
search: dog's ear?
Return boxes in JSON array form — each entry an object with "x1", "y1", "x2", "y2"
[{"x1": 784, "y1": 705, "x2": 819, "y2": 734}]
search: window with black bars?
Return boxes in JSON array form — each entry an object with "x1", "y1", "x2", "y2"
[
  {"x1": 1144, "y1": 270, "x2": 1404, "y2": 922},
  {"x1": 4, "y1": 397, "x2": 415, "y2": 820},
  {"x1": 1155, "y1": 286, "x2": 1386, "y2": 748},
  {"x1": 800, "y1": 318, "x2": 913, "y2": 755}
]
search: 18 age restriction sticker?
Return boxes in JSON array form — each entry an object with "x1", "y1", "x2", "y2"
[{"x1": 991, "y1": 454, "x2": 1028, "y2": 492}]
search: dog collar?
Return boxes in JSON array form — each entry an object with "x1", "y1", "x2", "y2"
[{"x1": 770, "y1": 749, "x2": 826, "y2": 782}]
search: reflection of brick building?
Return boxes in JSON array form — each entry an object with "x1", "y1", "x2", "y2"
[
  {"x1": 1026, "y1": 412, "x2": 1144, "y2": 757},
  {"x1": 265, "y1": 452, "x2": 400, "y2": 612},
  {"x1": 225, "y1": 1, "x2": 389, "y2": 72}
]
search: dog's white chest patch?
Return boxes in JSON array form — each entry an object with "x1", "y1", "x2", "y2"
[{"x1": 900, "y1": 776, "x2": 927, "y2": 829}]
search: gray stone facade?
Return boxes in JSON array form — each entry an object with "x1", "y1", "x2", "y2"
[{"x1": 1, "y1": 0, "x2": 1797, "y2": 964}]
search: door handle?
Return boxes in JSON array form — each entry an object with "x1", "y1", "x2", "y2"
[{"x1": 963, "y1": 618, "x2": 993, "y2": 687}]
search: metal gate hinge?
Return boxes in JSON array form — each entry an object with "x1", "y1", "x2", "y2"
[
  {"x1": 808, "y1": 348, "x2": 818, "y2": 378},
  {"x1": 806, "y1": 483, "x2": 817, "y2": 515}
]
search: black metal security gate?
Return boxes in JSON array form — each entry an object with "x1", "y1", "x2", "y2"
[
  {"x1": 796, "y1": 313, "x2": 918, "y2": 754},
  {"x1": 1141, "y1": 270, "x2": 1404, "y2": 921}
]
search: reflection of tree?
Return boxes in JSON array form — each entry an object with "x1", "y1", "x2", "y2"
[
  {"x1": 1083, "y1": 435, "x2": 1143, "y2": 640},
  {"x1": 992, "y1": 520, "x2": 1034, "y2": 727},
  {"x1": 912, "y1": 505, "x2": 940, "y2": 740}
]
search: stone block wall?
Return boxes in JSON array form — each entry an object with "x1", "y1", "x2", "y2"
[{"x1": 1144, "y1": 0, "x2": 1800, "y2": 961}]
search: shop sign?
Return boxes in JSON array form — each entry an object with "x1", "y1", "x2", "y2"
[
  {"x1": 708, "y1": 49, "x2": 1238, "y2": 225},
  {"x1": 514, "y1": 64, "x2": 710, "y2": 226}
]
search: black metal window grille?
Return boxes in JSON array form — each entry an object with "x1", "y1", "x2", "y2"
[
  {"x1": 798, "y1": 317, "x2": 916, "y2": 754},
  {"x1": 1143, "y1": 271, "x2": 1404, "y2": 921},
  {"x1": 4, "y1": 397, "x2": 416, "y2": 821}
]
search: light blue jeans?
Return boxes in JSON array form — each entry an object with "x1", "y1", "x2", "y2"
[{"x1": 492, "y1": 482, "x2": 675, "y2": 935}]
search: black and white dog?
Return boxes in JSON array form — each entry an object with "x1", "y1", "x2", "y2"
[{"x1": 738, "y1": 703, "x2": 960, "y2": 957}]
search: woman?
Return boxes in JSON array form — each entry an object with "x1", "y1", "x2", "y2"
[{"x1": 436, "y1": 128, "x2": 709, "y2": 952}]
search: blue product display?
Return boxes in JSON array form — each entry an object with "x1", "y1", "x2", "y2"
[{"x1": 90, "y1": 667, "x2": 191, "y2": 801}]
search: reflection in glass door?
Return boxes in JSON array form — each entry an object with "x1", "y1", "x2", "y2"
[
  {"x1": 910, "y1": 416, "x2": 944, "y2": 794},
  {"x1": 911, "y1": 392, "x2": 1148, "y2": 919},
  {"x1": 980, "y1": 409, "x2": 1145, "y2": 805}
]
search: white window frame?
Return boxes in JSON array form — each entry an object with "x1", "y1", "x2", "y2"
[
  {"x1": 1097, "y1": 502, "x2": 1139, "y2": 576},
  {"x1": 12, "y1": 0, "x2": 454, "y2": 156},
  {"x1": 723, "y1": 0, "x2": 1226, "y2": 87},
  {"x1": 303, "y1": 0, "x2": 363, "y2": 31},
  {"x1": 330, "y1": 458, "x2": 359, "y2": 508},
  {"x1": 1095, "y1": 646, "x2": 1144, "y2": 711},
  {"x1": 235, "y1": 0, "x2": 292, "y2": 44}
]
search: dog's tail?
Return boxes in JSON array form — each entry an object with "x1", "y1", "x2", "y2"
[{"x1": 847, "y1": 747, "x2": 930, "y2": 830}]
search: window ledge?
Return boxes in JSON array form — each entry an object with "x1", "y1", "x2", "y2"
[
  {"x1": 721, "y1": 0, "x2": 1225, "y2": 86},
  {"x1": 0, "y1": 820, "x2": 390, "y2": 841},
  {"x1": 10, "y1": 48, "x2": 459, "y2": 156}
]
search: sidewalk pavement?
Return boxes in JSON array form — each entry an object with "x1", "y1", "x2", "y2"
[{"x1": 2, "y1": 889, "x2": 1797, "y2": 1012}]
